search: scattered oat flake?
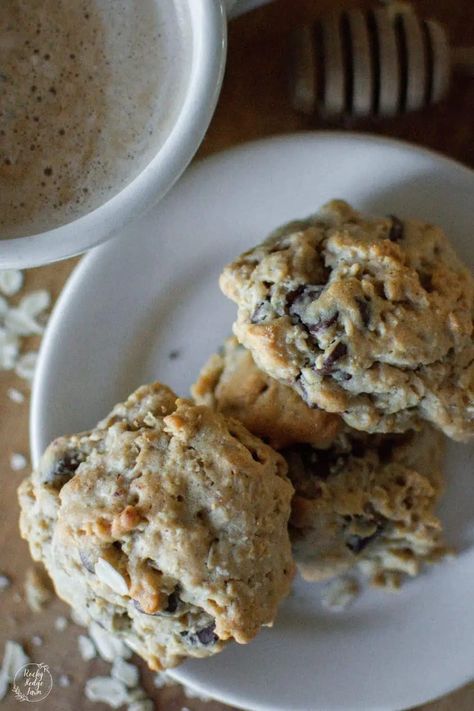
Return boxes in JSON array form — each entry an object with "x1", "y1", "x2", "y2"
[
  {"x1": 111, "y1": 657, "x2": 139, "y2": 688},
  {"x1": 1, "y1": 640, "x2": 30, "y2": 682},
  {"x1": 0, "y1": 328, "x2": 20, "y2": 370},
  {"x1": 0, "y1": 670, "x2": 8, "y2": 702},
  {"x1": 10, "y1": 452, "x2": 27, "y2": 471},
  {"x1": 0, "y1": 270, "x2": 24, "y2": 296},
  {"x1": 126, "y1": 687, "x2": 147, "y2": 703},
  {"x1": 24, "y1": 567, "x2": 52, "y2": 613},
  {"x1": 58, "y1": 673, "x2": 71, "y2": 688},
  {"x1": 5, "y1": 308, "x2": 43, "y2": 336},
  {"x1": 15, "y1": 351, "x2": 38, "y2": 381},
  {"x1": 78, "y1": 634, "x2": 96, "y2": 661},
  {"x1": 54, "y1": 616, "x2": 68, "y2": 632},
  {"x1": 85, "y1": 676, "x2": 129, "y2": 708},
  {"x1": 0, "y1": 574, "x2": 11, "y2": 591},
  {"x1": 18, "y1": 290, "x2": 51, "y2": 317},
  {"x1": 128, "y1": 700, "x2": 154, "y2": 711},
  {"x1": 31, "y1": 636, "x2": 43, "y2": 647},
  {"x1": 7, "y1": 387, "x2": 25, "y2": 403}
]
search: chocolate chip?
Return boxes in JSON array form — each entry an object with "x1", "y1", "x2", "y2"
[
  {"x1": 345, "y1": 526, "x2": 383, "y2": 554},
  {"x1": 345, "y1": 535, "x2": 371, "y2": 554},
  {"x1": 308, "y1": 312, "x2": 338, "y2": 337},
  {"x1": 196, "y1": 624, "x2": 218, "y2": 645},
  {"x1": 180, "y1": 623, "x2": 218, "y2": 647},
  {"x1": 286, "y1": 285, "x2": 306, "y2": 308},
  {"x1": 320, "y1": 342, "x2": 347, "y2": 372},
  {"x1": 337, "y1": 371, "x2": 352, "y2": 381},
  {"x1": 419, "y1": 272, "x2": 434, "y2": 292},
  {"x1": 356, "y1": 298, "x2": 371, "y2": 327},
  {"x1": 287, "y1": 285, "x2": 324, "y2": 321},
  {"x1": 287, "y1": 444, "x2": 339, "y2": 481},
  {"x1": 295, "y1": 375, "x2": 312, "y2": 406},
  {"x1": 42, "y1": 450, "x2": 82, "y2": 487},
  {"x1": 250, "y1": 301, "x2": 268, "y2": 324},
  {"x1": 388, "y1": 215, "x2": 404, "y2": 241},
  {"x1": 165, "y1": 590, "x2": 180, "y2": 614}
]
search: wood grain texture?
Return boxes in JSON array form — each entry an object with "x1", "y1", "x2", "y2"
[{"x1": 0, "y1": 1, "x2": 472, "y2": 709}]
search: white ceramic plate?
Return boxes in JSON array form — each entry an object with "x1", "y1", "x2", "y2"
[{"x1": 31, "y1": 133, "x2": 474, "y2": 711}]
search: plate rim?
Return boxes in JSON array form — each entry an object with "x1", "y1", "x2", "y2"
[{"x1": 29, "y1": 130, "x2": 474, "y2": 711}]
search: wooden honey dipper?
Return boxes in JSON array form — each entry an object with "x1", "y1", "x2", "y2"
[{"x1": 289, "y1": 2, "x2": 474, "y2": 117}]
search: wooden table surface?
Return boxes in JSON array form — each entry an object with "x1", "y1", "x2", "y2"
[{"x1": 0, "y1": 1, "x2": 472, "y2": 709}]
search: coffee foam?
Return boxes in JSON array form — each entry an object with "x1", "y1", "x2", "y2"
[{"x1": 0, "y1": 0, "x2": 190, "y2": 238}]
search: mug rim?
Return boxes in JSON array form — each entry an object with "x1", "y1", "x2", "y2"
[{"x1": 0, "y1": 0, "x2": 227, "y2": 269}]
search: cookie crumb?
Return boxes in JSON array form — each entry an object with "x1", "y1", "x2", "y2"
[{"x1": 168, "y1": 349, "x2": 181, "y2": 360}]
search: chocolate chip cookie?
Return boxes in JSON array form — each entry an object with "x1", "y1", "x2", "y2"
[
  {"x1": 220, "y1": 200, "x2": 474, "y2": 441},
  {"x1": 192, "y1": 336, "x2": 340, "y2": 449},
  {"x1": 18, "y1": 383, "x2": 294, "y2": 670},
  {"x1": 288, "y1": 425, "x2": 447, "y2": 587}
]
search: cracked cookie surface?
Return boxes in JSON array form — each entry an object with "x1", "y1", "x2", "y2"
[
  {"x1": 192, "y1": 336, "x2": 340, "y2": 450},
  {"x1": 220, "y1": 200, "x2": 474, "y2": 440},
  {"x1": 18, "y1": 383, "x2": 294, "y2": 669}
]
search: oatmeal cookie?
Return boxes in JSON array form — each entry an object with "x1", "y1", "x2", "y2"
[
  {"x1": 288, "y1": 425, "x2": 447, "y2": 586},
  {"x1": 220, "y1": 200, "x2": 474, "y2": 440},
  {"x1": 192, "y1": 336, "x2": 341, "y2": 449},
  {"x1": 18, "y1": 383, "x2": 294, "y2": 670}
]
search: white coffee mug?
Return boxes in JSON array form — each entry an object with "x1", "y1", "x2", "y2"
[{"x1": 0, "y1": 0, "x2": 272, "y2": 269}]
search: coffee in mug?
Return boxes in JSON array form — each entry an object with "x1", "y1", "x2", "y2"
[{"x1": 0, "y1": 0, "x2": 191, "y2": 238}]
